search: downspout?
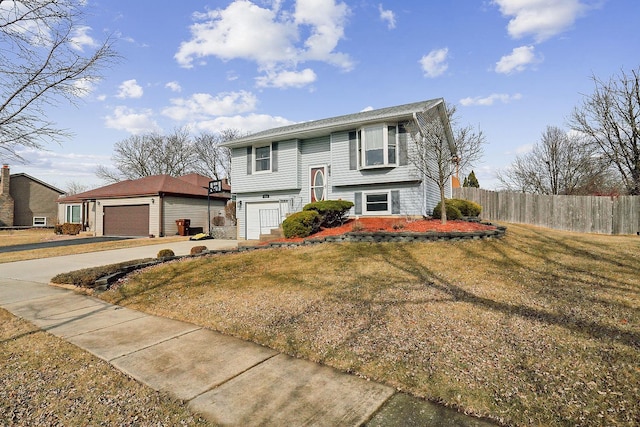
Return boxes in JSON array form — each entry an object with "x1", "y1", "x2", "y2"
[{"x1": 159, "y1": 192, "x2": 164, "y2": 237}]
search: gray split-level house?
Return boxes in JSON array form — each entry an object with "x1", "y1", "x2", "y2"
[{"x1": 225, "y1": 98, "x2": 455, "y2": 240}]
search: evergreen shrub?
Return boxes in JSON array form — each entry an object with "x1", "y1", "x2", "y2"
[
  {"x1": 302, "y1": 200, "x2": 354, "y2": 228},
  {"x1": 282, "y1": 210, "x2": 321, "y2": 238}
]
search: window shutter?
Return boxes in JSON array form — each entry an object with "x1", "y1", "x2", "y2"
[
  {"x1": 398, "y1": 132, "x2": 408, "y2": 166},
  {"x1": 246, "y1": 146, "x2": 252, "y2": 175},
  {"x1": 354, "y1": 192, "x2": 362, "y2": 215},
  {"x1": 391, "y1": 190, "x2": 400, "y2": 214},
  {"x1": 272, "y1": 142, "x2": 278, "y2": 172},
  {"x1": 349, "y1": 131, "x2": 357, "y2": 170}
]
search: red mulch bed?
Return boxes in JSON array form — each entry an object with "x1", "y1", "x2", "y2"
[{"x1": 271, "y1": 217, "x2": 496, "y2": 244}]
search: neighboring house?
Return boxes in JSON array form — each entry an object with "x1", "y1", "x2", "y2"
[
  {"x1": 0, "y1": 164, "x2": 65, "y2": 227},
  {"x1": 224, "y1": 98, "x2": 455, "y2": 240},
  {"x1": 57, "y1": 174, "x2": 231, "y2": 237}
]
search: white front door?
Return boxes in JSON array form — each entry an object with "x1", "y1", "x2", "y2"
[{"x1": 245, "y1": 201, "x2": 281, "y2": 240}]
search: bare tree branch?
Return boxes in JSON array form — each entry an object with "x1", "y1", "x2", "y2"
[
  {"x1": 569, "y1": 67, "x2": 640, "y2": 195},
  {"x1": 0, "y1": 0, "x2": 119, "y2": 160},
  {"x1": 406, "y1": 102, "x2": 486, "y2": 223}
]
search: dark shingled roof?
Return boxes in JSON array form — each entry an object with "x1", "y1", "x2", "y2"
[
  {"x1": 58, "y1": 174, "x2": 230, "y2": 203},
  {"x1": 223, "y1": 98, "x2": 444, "y2": 147}
]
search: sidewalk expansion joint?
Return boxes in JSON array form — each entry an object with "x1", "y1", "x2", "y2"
[
  {"x1": 108, "y1": 326, "x2": 204, "y2": 362},
  {"x1": 187, "y1": 351, "x2": 280, "y2": 402}
]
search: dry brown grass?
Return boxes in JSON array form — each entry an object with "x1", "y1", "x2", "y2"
[
  {"x1": 100, "y1": 223, "x2": 640, "y2": 426},
  {"x1": 0, "y1": 228, "x2": 187, "y2": 263},
  {"x1": 0, "y1": 309, "x2": 213, "y2": 426}
]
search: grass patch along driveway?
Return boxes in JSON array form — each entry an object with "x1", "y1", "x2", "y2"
[
  {"x1": 101, "y1": 223, "x2": 640, "y2": 426},
  {"x1": 0, "y1": 228, "x2": 188, "y2": 263}
]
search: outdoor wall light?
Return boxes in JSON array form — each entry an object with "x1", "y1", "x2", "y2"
[
  {"x1": 238, "y1": 200, "x2": 243, "y2": 209},
  {"x1": 151, "y1": 198, "x2": 155, "y2": 204}
]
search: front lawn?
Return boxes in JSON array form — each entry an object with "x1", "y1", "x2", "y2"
[{"x1": 100, "y1": 223, "x2": 640, "y2": 426}]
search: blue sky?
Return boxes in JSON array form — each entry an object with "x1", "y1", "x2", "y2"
[{"x1": 8, "y1": 0, "x2": 640, "y2": 191}]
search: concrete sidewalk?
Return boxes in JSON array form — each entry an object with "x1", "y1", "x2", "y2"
[{"x1": 0, "y1": 239, "x2": 496, "y2": 426}]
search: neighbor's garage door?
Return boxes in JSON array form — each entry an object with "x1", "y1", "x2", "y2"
[
  {"x1": 245, "y1": 201, "x2": 281, "y2": 240},
  {"x1": 103, "y1": 204, "x2": 149, "y2": 236}
]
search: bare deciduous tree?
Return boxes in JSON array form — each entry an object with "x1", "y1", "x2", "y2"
[
  {"x1": 97, "y1": 128, "x2": 244, "y2": 183},
  {"x1": 406, "y1": 103, "x2": 485, "y2": 223},
  {"x1": 64, "y1": 180, "x2": 89, "y2": 195},
  {"x1": 497, "y1": 126, "x2": 614, "y2": 195},
  {"x1": 192, "y1": 129, "x2": 244, "y2": 183},
  {"x1": 569, "y1": 67, "x2": 640, "y2": 195},
  {"x1": 0, "y1": 0, "x2": 118, "y2": 160},
  {"x1": 96, "y1": 128, "x2": 197, "y2": 183}
]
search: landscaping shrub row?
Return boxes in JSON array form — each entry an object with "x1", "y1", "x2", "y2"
[{"x1": 433, "y1": 198, "x2": 482, "y2": 220}]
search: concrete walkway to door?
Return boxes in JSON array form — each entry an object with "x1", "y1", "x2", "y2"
[{"x1": 0, "y1": 238, "x2": 496, "y2": 426}]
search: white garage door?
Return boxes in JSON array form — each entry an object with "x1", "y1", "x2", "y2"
[{"x1": 245, "y1": 201, "x2": 284, "y2": 240}]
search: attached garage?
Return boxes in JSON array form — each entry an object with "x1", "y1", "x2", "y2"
[
  {"x1": 103, "y1": 204, "x2": 150, "y2": 237},
  {"x1": 245, "y1": 201, "x2": 284, "y2": 240}
]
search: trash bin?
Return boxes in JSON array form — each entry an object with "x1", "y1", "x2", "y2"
[{"x1": 176, "y1": 218, "x2": 191, "y2": 236}]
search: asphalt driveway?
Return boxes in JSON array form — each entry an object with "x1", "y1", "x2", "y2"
[{"x1": 0, "y1": 236, "x2": 132, "y2": 253}]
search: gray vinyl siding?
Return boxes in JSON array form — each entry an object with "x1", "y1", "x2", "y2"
[
  {"x1": 299, "y1": 136, "x2": 331, "y2": 204},
  {"x1": 163, "y1": 196, "x2": 225, "y2": 236},
  {"x1": 330, "y1": 130, "x2": 420, "y2": 187},
  {"x1": 231, "y1": 139, "x2": 300, "y2": 193},
  {"x1": 332, "y1": 183, "x2": 424, "y2": 217}
]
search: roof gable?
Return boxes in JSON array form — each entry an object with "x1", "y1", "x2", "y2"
[{"x1": 10, "y1": 173, "x2": 65, "y2": 194}]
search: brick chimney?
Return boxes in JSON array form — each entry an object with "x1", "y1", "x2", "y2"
[
  {"x1": 0, "y1": 164, "x2": 14, "y2": 226},
  {"x1": 1, "y1": 164, "x2": 9, "y2": 195}
]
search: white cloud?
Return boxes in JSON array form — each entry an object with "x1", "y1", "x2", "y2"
[
  {"x1": 161, "y1": 90, "x2": 258, "y2": 121},
  {"x1": 116, "y1": 79, "x2": 144, "y2": 99},
  {"x1": 165, "y1": 81, "x2": 182, "y2": 92},
  {"x1": 104, "y1": 106, "x2": 159, "y2": 134},
  {"x1": 174, "y1": 0, "x2": 352, "y2": 87},
  {"x1": 361, "y1": 106, "x2": 374, "y2": 112},
  {"x1": 256, "y1": 68, "x2": 317, "y2": 88},
  {"x1": 194, "y1": 113, "x2": 295, "y2": 134},
  {"x1": 294, "y1": 0, "x2": 353, "y2": 69},
  {"x1": 495, "y1": 45, "x2": 539, "y2": 74},
  {"x1": 419, "y1": 48, "x2": 449, "y2": 78},
  {"x1": 378, "y1": 4, "x2": 396, "y2": 29},
  {"x1": 459, "y1": 93, "x2": 523, "y2": 106},
  {"x1": 493, "y1": 0, "x2": 588, "y2": 42},
  {"x1": 71, "y1": 26, "x2": 98, "y2": 51}
]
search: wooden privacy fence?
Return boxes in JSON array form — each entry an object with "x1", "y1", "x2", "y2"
[{"x1": 453, "y1": 188, "x2": 640, "y2": 235}]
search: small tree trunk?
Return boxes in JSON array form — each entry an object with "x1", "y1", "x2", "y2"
[{"x1": 439, "y1": 183, "x2": 447, "y2": 224}]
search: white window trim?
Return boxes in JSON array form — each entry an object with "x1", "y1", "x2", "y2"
[
  {"x1": 358, "y1": 123, "x2": 398, "y2": 169},
  {"x1": 253, "y1": 144, "x2": 272, "y2": 174},
  {"x1": 33, "y1": 216, "x2": 47, "y2": 226},
  {"x1": 65, "y1": 204, "x2": 82, "y2": 223},
  {"x1": 309, "y1": 164, "x2": 328, "y2": 203},
  {"x1": 362, "y1": 190, "x2": 391, "y2": 215}
]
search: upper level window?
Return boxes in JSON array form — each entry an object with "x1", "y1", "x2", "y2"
[
  {"x1": 254, "y1": 145, "x2": 271, "y2": 173},
  {"x1": 358, "y1": 123, "x2": 400, "y2": 168}
]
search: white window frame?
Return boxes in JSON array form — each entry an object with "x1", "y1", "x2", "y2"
[
  {"x1": 362, "y1": 191, "x2": 391, "y2": 215},
  {"x1": 65, "y1": 204, "x2": 81, "y2": 224},
  {"x1": 358, "y1": 123, "x2": 398, "y2": 169},
  {"x1": 33, "y1": 216, "x2": 47, "y2": 227},
  {"x1": 309, "y1": 165, "x2": 328, "y2": 203},
  {"x1": 253, "y1": 144, "x2": 272, "y2": 174}
]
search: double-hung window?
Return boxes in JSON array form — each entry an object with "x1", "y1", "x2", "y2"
[
  {"x1": 254, "y1": 145, "x2": 271, "y2": 173},
  {"x1": 358, "y1": 123, "x2": 399, "y2": 168}
]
